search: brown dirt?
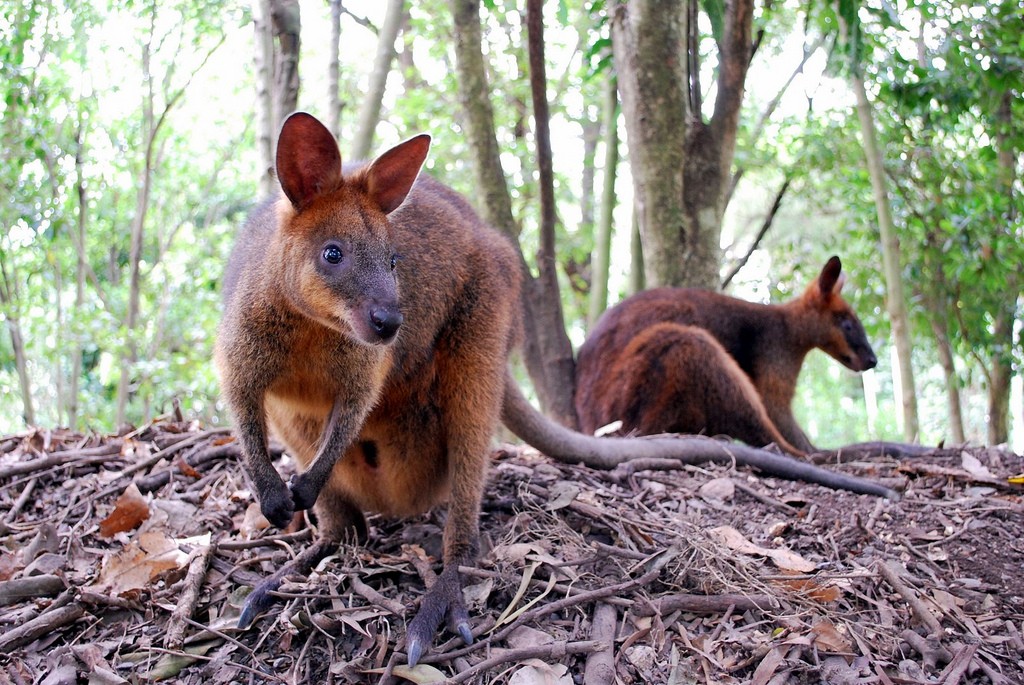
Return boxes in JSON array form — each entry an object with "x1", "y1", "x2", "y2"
[{"x1": 1, "y1": 420, "x2": 1022, "y2": 684}]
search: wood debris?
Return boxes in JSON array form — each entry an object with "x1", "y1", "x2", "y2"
[{"x1": 0, "y1": 420, "x2": 1022, "y2": 683}]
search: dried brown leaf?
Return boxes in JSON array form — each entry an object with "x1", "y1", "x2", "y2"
[{"x1": 99, "y1": 483, "x2": 150, "y2": 537}]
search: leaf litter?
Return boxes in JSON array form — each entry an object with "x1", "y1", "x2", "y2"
[{"x1": 0, "y1": 418, "x2": 1022, "y2": 684}]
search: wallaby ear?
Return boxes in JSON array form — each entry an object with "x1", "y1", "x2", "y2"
[
  {"x1": 365, "y1": 134, "x2": 431, "y2": 214},
  {"x1": 818, "y1": 256, "x2": 844, "y2": 297},
  {"x1": 276, "y1": 112, "x2": 343, "y2": 210}
]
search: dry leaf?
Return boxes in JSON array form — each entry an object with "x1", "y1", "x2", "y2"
[
  {"x1": 710, "y1": 525, "x2": 816, "y2": 573},
  {"x1": 364, "y1": 664, "x2": 446, "y2": 684},
  {"x1": 961, "y1": 451, "x2": 995, "y2": 479},
  {"x1": 810, "y1": 619, "x2": 853, "y2": 653},
  {"x1": 700, "y1": 478, "x2": 735, "y2": 502},
  {"x1": 546, "y1": 481, "x2": 579, "y2": 510},
  {"x1": 774, "y1": 577, "x2": 842, "y2": 603},
  {"x1": 509, "y1": 662, "x2": 572, "y2": 685},
  {"x1": 91, "y1": 530, "x2": 190, "y2": 594},
  {"x1": 98, "y1": 483, "x2": 150, "y2": 537}
]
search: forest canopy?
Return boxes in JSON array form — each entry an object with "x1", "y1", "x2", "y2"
[{"x1": 0, "y1": 0, "x2": 1021, "y2": 450}]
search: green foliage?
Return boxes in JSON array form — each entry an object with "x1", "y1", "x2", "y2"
[{"x1": 0, "y1": 0, "x2": 1019, "y2": 449}]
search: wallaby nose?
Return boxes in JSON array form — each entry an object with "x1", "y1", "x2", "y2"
[
  {"x1": 862, "y1": 350, "x2": 878, "y2": 370},
  {"x1": 369, "y1": 306, "x2": 403, "y2": 341}
]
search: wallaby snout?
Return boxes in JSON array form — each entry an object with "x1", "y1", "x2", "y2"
[{"x1": 369, "y1": 304, "x2": 403, "y2": 341}]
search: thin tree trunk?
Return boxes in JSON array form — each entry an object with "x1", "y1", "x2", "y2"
[
  {"x1": 327, "y1": 0, "x2": 343, "y2": 141},
  {"x1": 988, "y1": 91, "x2": 1019, "y2": 445},
  {"x1": 449, "y1": 0, "x2": 576, "y2": 426},
  {"x1": 350, "y1": 0, "x2": 404, "y2": 160},
  {"x1": 579, "y1": 119, "x2": 599, "y2": 280},
  {"x1": 271, "y1": 0, "x2": 301, "y2": 125},
  {"x1": 628, "y1": 206, "x2": 644, "y2": 295},
  {"x1": 587, "y1": 71, "x2": 619, "y2": 328},
  {"x1": 116, "y1": 22, "x2": 159, "y2": 427},
  {"x1": 610, "y1": 0, "x2": 687, "y2": 288},
  {"x1": 0, "y1": 259, "x2": 34, "y2": 426},
  {"x1": 850, "y1": 72, "x2": 919, "y2": 442},
  {"x1": 254, "y1": 0, "x2": 276, "y2": 197},
  {"x1": 926, "y1": 303, "x2": 965, "y2": 444},
  {"x1": 68, "y1": 120, "x2": 87, "y2": 428},
  {"x1": 524, "y1": 0, "x2": 576, "y2": 426}
]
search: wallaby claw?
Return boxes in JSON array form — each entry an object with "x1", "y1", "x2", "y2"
[
  {"x1": 457, "y1": 622, "x2": 474, "y2": 646},
  {"x1": 237, "y1": 577, "x2": 281, "y2": 629},
  {"x1": 404, "y1": 567, "x2": 471, "y2": 666}
]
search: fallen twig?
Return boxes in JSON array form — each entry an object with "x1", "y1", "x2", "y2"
[
  {"x1": 636, "y1": 592, "x2": 775, "y2": 617},
  {"x1": 583, "y1": 603, "x2": 618, "y2": 685},
  {"x1": 878, "y1": 561, "x2": 943, "y2": 637},
  {"x1": 165, "y1": 544, "x2": 216, "y2": 650},
  {"x1": 0, "y1": 574, "x2": 65, "y2": 606},
  {"x1": 0, "y1": 592, "x2": 86, "y2": 652},
  {"x1": 446, "y1": 640, "x2": 604, "y2": 684}
]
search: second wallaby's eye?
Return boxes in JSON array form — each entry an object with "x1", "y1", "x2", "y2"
[
  {"x1": 323, "y1": 245, "x2": 343, "y2": 265},
  {"x1": 390, "y1": 255, "x2": 398, "y2": 271}
]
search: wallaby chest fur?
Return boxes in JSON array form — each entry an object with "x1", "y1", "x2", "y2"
[{"x1": 575, "y1": 258, "x2": 876, "y2": 453}]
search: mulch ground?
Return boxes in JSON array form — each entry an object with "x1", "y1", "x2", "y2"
[{"x1": 1, "y1": 419, "x2": 1022, "y2": 684}]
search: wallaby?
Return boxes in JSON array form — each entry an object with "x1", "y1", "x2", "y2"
[
  {"x1": 215, "y1": 113, "x2": 522, "y2": 665},
  {"x1": 574, "y1": 257, "x2": 878, "y2": 453}
]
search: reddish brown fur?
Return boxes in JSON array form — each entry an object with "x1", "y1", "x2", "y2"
[
  {"x1": 215, "y1": 113, "x2": 520, "y2": 662},
  {"x1": 575, "y1": 258, "x2": 877, "y2": 453}
]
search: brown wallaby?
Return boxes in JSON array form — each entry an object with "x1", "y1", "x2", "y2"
[
  {"x1": 215, "y1": 113, "x2": 522, "y2": 665},
  {"x1": 574, "y1": 257, "x2": 878, "y2": 454}
]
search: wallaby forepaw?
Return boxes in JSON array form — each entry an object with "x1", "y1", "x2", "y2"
[
  {"x1": 288, "y1": 472, "x2": 321, "y2": 511},
  {"x1": 260, "y1": 480, "x2": 295, "y2": 529},
  {"x1": 405, "y1": 567, "x2": 472, "y2": 666}
]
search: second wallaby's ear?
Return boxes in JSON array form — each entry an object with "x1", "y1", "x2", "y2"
[
  {"x1": 276, "y1": 112, "x2": 343, "y2": 210},
  {"x1": 818, "y1": 255, "x2": 844, "y2": 296},
  {"x1": 365, "y1": 134, "x2": 431, "y2": 214}
]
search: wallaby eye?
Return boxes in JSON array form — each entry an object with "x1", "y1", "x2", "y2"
[
  {"x1": 390, "y1": 255, "x2": 398, "y2": 271},
  {"x1": 840, "y1": 318, "x2": 854, "y2": 333},
  {"x1": 323, "y1": 245, "x2": 343, "y2": 265}
]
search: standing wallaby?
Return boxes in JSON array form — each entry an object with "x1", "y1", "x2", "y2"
[
  {"x1": 574, "y1": 257, "x2": 878, "y2": 454},
  {"x1": 215, "y1": 113, "x2": 522, "y2": 665}
]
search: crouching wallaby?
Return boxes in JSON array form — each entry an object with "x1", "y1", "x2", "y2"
[
  {"x1": 215, "y1": 113, "x2": 522, "y2": 665},
  {"x1": 574, "y1": 257, "x2": 878, "y2": 454}
]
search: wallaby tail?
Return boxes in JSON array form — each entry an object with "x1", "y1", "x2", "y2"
[{"x1": 500, "y1": 370, "x2": 900, "y2": 500}]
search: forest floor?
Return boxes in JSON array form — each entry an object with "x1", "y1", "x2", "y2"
[{"x1": 1, "y1": 419, "x2": 1022, "y2": 684}]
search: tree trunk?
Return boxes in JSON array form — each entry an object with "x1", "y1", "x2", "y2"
[
  {"x1": 69, "y1": 119, "x2": 87, "y2": 428},
  {"x1": 327, "y1": 0, "x2": 343, "y2": 141},
  {"x1": 587, "y1": 71, "x2": 619, "y2": 328},
  {"x1": 612, "y1": 0, "x2": 753, "y2": 289},
  {"x1": 988, "y1": 91, "x2": 1019, "y2": 445},
  {"x1": 926, "y1": 302, "x2": 965, "y2": 444},
  {"x1": 628, "y1": 206, "x2": 644, "y2": 295},
  {"x1": 271, "y1": 0, "x2": 301, "y2": 124},
  {"x1": 0, "y1": 263, "x2": 34, "y2": 427},
  {"x1": 610, "y1": 0, "x2": 687, "y2": 288},
  {"x1": 253, "y1": 0, "x2": 276, "y2": 197},
  {"x1": 116, "y1": 24, "x2": 159, "y2": 427},
  {"x1": 449, "y1": 0, "x2": 577, "y2": 426},
  {"x1": 850, "y1": 72, "x2": 919, "y2": 442},
  {"x1": 350, "y1": 0, "x2": 404, "y2": 160},
  {"x1": 523, "y1": 0, "x2": 577, "y2": 426}
]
